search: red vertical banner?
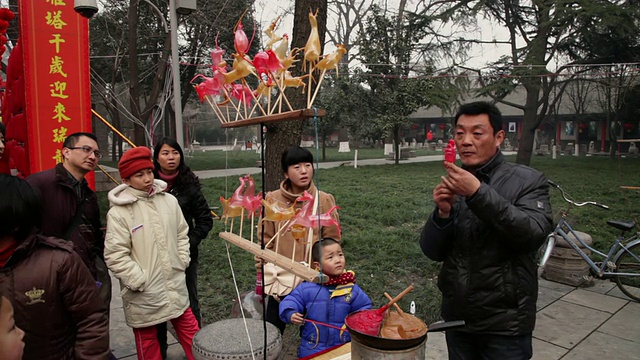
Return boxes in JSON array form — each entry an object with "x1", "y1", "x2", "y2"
[{"x1": 20, "y1": 0, "x2": 92, "y2": 175}]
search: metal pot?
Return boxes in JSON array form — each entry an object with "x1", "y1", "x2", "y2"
[{"x1": 345, "y1": 310, "x2": 465, "y2": 351}]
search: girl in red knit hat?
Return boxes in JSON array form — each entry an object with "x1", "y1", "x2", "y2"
[{"x1": 104, "y1": 146, "x2": 199, "y2": 360}]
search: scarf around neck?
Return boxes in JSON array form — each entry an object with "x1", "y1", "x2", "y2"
[
  {"x1": 324, "y1": 270, "x2": 355, "y2": 286},
  {"x1": 158, "y1": 170, "x2": 179, "y2": 191}
]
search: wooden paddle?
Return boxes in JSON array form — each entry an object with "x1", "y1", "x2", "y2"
[
  {"x1": 384, "y1": 292, "x2": 407, "y2": 317},
  {"x1": 345, "y1": 284, "x2": 415, "y2": 336},
  {"x1": 376, "y1": 284, "x2": 414, "y2": 315}
]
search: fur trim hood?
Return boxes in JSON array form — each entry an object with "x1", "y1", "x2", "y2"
[{"x1": 108, "y1": 179, "x2": 167, "y2": 206}]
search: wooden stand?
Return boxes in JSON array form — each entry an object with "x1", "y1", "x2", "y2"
[
  {"x1": 219, "y1": 231, "x2": 326, "y2": 283},
  {"x1": 220, "y1": 108, "x2": 326, "y2": 129}
]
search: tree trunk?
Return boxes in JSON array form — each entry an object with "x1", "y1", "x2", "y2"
[
  {"x1": 515, "y1": 85, "x2": 540, "y2": 165},
  {"x1": 128, "y1": 0, "x2": 171, "y2": 146},
  {"x1": 109, "y1": 95, "x2": 122, "y2": 161},
  {"x1": 264, "y1": 0, "x2": 328, "y2": 191},
  {"x1": 322, "y1": 135, "x2": 327, "y2": 161},
  {"x1": 393, "y1": 125, "x2": 400, "y2": 165},
  {"x1": 128, "y1": 0, "x2": 144, "y2": 146},
  {"x1": 338, "y1": 127, "x2": 350, "y2": 152},
  {"x1": 180, "y1": 25, "x2": 202, "y2": 111}
]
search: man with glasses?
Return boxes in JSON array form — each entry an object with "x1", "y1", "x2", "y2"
[{"x1": 26, "y1": 132, "x2": 111, "y2": 324}]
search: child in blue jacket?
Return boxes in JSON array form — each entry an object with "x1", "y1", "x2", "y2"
[{"x1": 279, "y1": 238, "x2": 372, "y2": 358}]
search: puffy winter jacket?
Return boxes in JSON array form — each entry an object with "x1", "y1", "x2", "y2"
[
  {"x1": 105, "y1": 180, "x2": 191, "y2": 328},
  {"x1": 26, "y1": 163, "x2": 104, "y2": 277},
  {"x1": 279, "y1": 280, "x2": 371, "y2": 358},
  {"x1": 161, "y1": 170, "x2": 213, "y2": 260},
  {"x1": 420, "y1": 151, "x2": 553, "y2": 335},
  {"x1": 0, "y1": 235, "x2": 110, "y2": 359}
]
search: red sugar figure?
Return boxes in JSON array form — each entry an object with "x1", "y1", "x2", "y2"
[{"x1": 444, "y1": 139, "x2": 456, "y2": 163}]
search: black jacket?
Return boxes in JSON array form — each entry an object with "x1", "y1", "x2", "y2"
[
  {"x1": 163, "y1": 169, "x2": 213, "y2": 260},
  {"x1": 26, "y1": 164, "x2": 104, "y2": 277},
  {"x1": 420, "y1": 151, "x2": 553, "y2": 335}
]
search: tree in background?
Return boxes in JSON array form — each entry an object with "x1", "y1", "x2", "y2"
[
  {"x1": 453, "y1": 0, "x2": 640, "y2": 165},
  {"x1": 592, "y1": 64, "x2": 640, "y2": 156},
  {"x1": 90, "y1": 0, "x2": 259, "y2": 148},
  {"x1": 358, "y1": 4, "x2": 459, "y2": 164},
  {"x1": 312, "y1": 76, "x2": 373, "y2": 160},
  {"x1": 557, "y1": 0, "x2": 640, "y2": 157},
  {"x1": 263, "y1": 0, "x2": 328, "y2": 191}
]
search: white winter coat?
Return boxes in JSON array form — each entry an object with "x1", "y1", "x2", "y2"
[{"x1": 105, "y1": 180, "x2": 190, "y2": 328}]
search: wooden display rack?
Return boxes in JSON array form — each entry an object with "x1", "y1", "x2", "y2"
[
  {"x1": 220, "y1": 108, "x2": 326, "y2": 129},
  {"x1": 217, "y1": 107, "x2": 329, "y2": 284}
]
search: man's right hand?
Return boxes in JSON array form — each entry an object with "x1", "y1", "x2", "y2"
[{"x1": 433, "y1": 181, "x2": 454, "y2": 218}]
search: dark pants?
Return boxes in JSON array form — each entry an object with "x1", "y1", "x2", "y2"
[
  {"x1": 266, "y1": 295, "x2": 287, "y2": 335},
  {"x1": 445, "y1": 330, "x2": 533, "y2": 360},
  {"x1": 157, "y1": 258, "x2": 201, "y2": 359}
]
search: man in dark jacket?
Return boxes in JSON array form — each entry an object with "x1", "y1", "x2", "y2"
[
  {"x1": 0, "y1": 174, "x2": 110, "y2": 359},
  {"x1": 420, "y1": 102, "x2": 553, "y2": 359},
  {"x1": 26, "y1": 132, "x2": 111, "y2": 308}
]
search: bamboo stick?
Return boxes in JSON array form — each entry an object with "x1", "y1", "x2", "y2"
[{"x1": 219, "y1": 231, "x2": 324, "y2": 283}]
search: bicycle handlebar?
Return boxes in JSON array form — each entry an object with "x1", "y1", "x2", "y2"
[{"x1": 547, "y1": 180, "x2": 610, "y2": 209}]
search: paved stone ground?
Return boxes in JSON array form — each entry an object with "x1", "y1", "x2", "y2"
[{"x1": 110, "y1": 277, "x2": 640, "y2": 359}]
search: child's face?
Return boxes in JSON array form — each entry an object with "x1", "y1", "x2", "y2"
[
  {"x1": 284, "y1": 162, "x2": 313, "y2": 193},
  {"x1": 123, "y1": 168, "x2": 154, "y2": 191},
  {"x1": 0, "y1": 297, "x2": 25, "y2": 360},
  {"x1": 315, "y1": 243, "x2": 345, "y2": 277}
]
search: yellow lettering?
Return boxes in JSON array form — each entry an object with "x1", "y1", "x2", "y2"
[
  {"x1": 52, "y1": 102, "x2": 71, "y2": 123},
  {"x1": 49, "y1": 34, "x2": 65, "y2": 53},
  {"x1": 53, "y1": 126, "x2": 68, "y2": 143},
  {"x1": 45, "y1": 11, "x2": 67, "y2": 30}
]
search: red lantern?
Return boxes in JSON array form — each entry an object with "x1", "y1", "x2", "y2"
[
  {"x1": 578, "y1": 122, "x2": 588, "y2": 131},
  {"x1": 438, "y1": 123, "x2": 447, "y2": 130},
  {"x1": 410, "y1": 124, "x2": 419, "y2": 130},
  {"x1": 623, "y1": 123, "x2": 633, "y2": 131}
]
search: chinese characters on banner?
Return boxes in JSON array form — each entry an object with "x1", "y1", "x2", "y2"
[{"x1": 20, "y1": 0, "x2": 93, "y2": 181}]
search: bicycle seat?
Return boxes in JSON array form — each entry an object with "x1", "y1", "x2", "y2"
[{"x1": 606, "y1": 220, "x2": 636, "y2": 232}]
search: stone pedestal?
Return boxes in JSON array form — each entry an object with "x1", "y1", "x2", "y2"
[
  {"x1": 539, "y1": 144, "x2": 549, "y2": 155},
  {"x1": 543, "y1": 231, "x2": 593, "y2": 287},
  {"x1": 192, "y1": 319, "x2": 281, "y2": 360}
]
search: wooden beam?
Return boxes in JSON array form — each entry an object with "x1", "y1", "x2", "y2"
[
  {"x1": 219, "y1": 108, "x2": 326, "y2": 129},
  {"x1": 219, "y1": 231, "x2": 327, "y2": 283},
  {"x1": 620, "y1": 186, "x2": 640, "y2": 190},
  {"x1": 616, "y1": 139, "x2": 640, "y2": 143}
]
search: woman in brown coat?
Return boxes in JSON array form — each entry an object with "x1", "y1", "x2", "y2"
[{"x1": 256, "y1": 146, "x2": 341, "y2": 334}]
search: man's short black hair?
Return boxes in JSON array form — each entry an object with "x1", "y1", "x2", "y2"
[
  {"x1": 281, "y1": 145, "x2": 313, "y2": 173},
  {"x1": 312, "y1": 238, "x2": 341, "y2": 263},
  {"x1": 0, "y1": 174, "x2": 42, "y2": 241},
  {"x1": 62, "y1": 132, "x2": 98, "y2": 149},
  {"x1": 454, "y1": 101, "x2": 503, "y2": 135},
  {"x1": 0, "y1": 121, "x2": 5, "y2": 136}
]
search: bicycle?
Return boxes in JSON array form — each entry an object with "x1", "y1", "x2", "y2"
[{"x1": 537, "y1": 180, "x2": 640, "y2": 302}]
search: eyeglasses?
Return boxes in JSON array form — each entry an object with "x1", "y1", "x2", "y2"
[{"x1": 67, "y1": 146, "x2": 102, "y2": 159}]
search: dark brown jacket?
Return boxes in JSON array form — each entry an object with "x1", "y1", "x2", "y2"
[
  {"x1": 26, "y1": 163, "x2": 104, "y2": 277},
  {"x1": 0, "y1": 235, "x2": 109, "y2": 359}
]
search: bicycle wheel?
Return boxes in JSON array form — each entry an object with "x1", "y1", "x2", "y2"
[
  {"x1": 614, "y1": 242, "x2": 640, "y2": 302},
  {"x1": 537, "y1": 234, "x2": 556, "y2": 277}
]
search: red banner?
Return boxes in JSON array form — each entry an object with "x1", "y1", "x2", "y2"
[{"x1": 20, "y1": 0, "x2": 92, "y2": 175}]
